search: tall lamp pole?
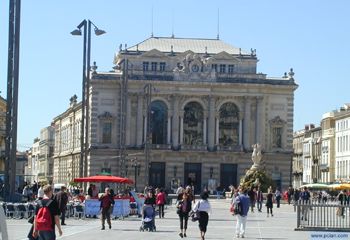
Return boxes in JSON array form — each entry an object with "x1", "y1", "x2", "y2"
[
  {"x1": 71, "y1": 20, "x2": 105, "y2": 180},
  {"x1": 144, "y1": 84, "x2": 153, "y2": 186},
  {"x1": 4, "y1": 0, "x2": 21, "y2": 202}
]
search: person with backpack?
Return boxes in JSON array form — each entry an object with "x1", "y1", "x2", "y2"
[
  {"x1": 234, "y1": 187, "x2": 250, "y2": 239},
  {"x1": 32, "y1": 185, "x2": 62, "y2": 240}
]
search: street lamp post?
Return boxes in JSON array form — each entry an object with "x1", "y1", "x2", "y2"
[
  {"x1": 144, "y1": 84, "x2": 153, "y2": 186},
  {"x1": 131, "y1": 158, "x2": 140, "y2": 192},
  {"x1": 71, "y1": 20, "x2": 105, "y2": 180},
  {"x1": 4, "y1": 0, "x2": 21, "y2": 202}
]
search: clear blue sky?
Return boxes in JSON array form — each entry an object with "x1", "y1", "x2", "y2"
[{"x1": 1, "y1": 0, "x2": 349, "y2": 150}]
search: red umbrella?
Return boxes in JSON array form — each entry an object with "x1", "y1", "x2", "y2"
[{"x1": 73, "y1": 175, "x2": 134, "y2": 184}]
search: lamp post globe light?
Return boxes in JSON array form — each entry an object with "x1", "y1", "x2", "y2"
[
  {"x1": 71, "y1": 20, "x2": 105, "y2": 179},
  {"x1": 131, "y1": 158, "x2": 141, "y2": 192}
]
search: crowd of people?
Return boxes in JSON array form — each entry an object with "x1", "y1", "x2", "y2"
[{"x1": 2, "y1": 180, "x2": 349, "y2": 240}]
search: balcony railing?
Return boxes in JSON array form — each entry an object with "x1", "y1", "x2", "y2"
[
  {"x1": 151, "y1": 144, "x2": 172, "y2": 150},
  {"x1": 216, "y1": 145, "x2": 243, "y2": 152},
  {"x1": 180, "y1": 145, "x2": 208, "y2": 151}
]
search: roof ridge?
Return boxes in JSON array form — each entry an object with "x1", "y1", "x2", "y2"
[{"x1": 152, "y1": 36, "x2": 220, "y2": 41}]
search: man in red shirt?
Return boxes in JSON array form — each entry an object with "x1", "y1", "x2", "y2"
[{"x1": 99, "y1": 188, "x2": 115, "y2": 230}]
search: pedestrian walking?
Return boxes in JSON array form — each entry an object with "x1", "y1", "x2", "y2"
[
  {"x1": 287, "y1": 186, "x2": 294, "y2": 205},
  {"x1": 300, "y1": 187, "x2": 310, "y2": 221},
  {"x1": 192, "y1": 192, "x2": 211, "y2": 240},
  {"x1": 156, "y1": 188, "x2": 166, "y2": 218},
  {"x1": 337, "y1": 190, "x2": 346, "y2": 217},
  {"x1": 176, "y1": 193, "x2": 192, "y2": 238},
  {"x1": 256, "y1": 187, "x2": 263, "y2": 212},
  {"x1": 293, "y1": 188, "x2": 300, "y2": 211},
  {"x1": 32, "y1": 185, "x2": 63, "y2": 240},
  {"x1": 37, "y1": 185, "x2": 44, "y2": 200},
  {"x1": 234, "y1": 187, "x2": 250, "y2": 238},
  {"x1": 144, "y1": 190, "x2": 156, "y2": 206},
  {"x1": 54, "y1": 186, "x2": 69, "y2": 225},
  {"x1": 275, "y1": 188, "x2": 282, "y2": 208},
  {"x1": 266, "y1": 189, "x2": 274, "y2": 217},
  {"x1": 185, "y1": 185, "x2": 195, "y2": 203},
  {"x1": 230, "y1": 188, "x2": 239, "y2": 215},
  {"x1": 99, "y1": 187, "x2": 115, "y2": 230},
  {"x1": 248, "y1": 187, "x2": 257, "y2": 212}
]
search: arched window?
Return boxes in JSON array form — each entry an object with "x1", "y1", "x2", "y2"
[
  {"x1": 151, "y1": 100, "x2": 168, "y2": 144},
  {"x1": 219, "y1": 102, "x2": 239, "y2": 146},
  {"x1": 183, "y1": 102, "x2": 203, "y2": 145}
]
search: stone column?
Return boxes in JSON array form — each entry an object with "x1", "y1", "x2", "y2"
[
  {"x1": 172, "y1": 96, "x2": 179, "y2": 149},
  {"x1": 215, "y1": 112, "x2": 220, "y2": 145},
  {"x1": 143, "y1": 112, "x2": 147, "y2": 144},
  {"x1": 167, "y1": 115, "x2": 171, "y2": 144},
  {"x1": 203, "y1": 111, "x2": 208, "y2": 144},
  {"x1": 208, "y1": 97, "x2": 216, "y2": 150},
  {"x1": 136, "y1": 94, "x2": 143, "y2": 147},
  {"x1": 179, "y1": 111, "x2": 184, "y2": 145},
  {"x1": 243, "y1": 97, "x2": 251, "y2": 150},
  {"x1": 239, "y1": 112, "x2": 243, "y2": 146},
  {"x1": 125, "y1": 95, "x2": 131, "y2": 146},
  {"x1": 255, "y1": 96, "x2": 264, "y2": 145}
]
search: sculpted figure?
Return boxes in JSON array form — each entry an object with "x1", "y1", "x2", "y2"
[{"x1": 251, "y1": 143, "x2": 262, "y2": 170}]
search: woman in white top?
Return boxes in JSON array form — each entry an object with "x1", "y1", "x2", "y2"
[{"x1": 192, "y1": 192, "x2": 211, "y2": 240}]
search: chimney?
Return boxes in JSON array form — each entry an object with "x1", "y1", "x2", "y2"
[
  {"x1": 310, "y1": 124, "x2": 315, "y2": 129},
  {"x1": 305, "y1": 125, "x2": 309, "y2": 131}
]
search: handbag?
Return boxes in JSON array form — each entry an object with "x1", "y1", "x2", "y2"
[
  {"x1": 190, "y1": 201, "x2": 201, "y2": 222},
  {"x1": 177, "y1": 208, "x2": 181, "y2": 215},
  {"x1": 229, "y1": 205, "x2": 234, "y2": 213}
]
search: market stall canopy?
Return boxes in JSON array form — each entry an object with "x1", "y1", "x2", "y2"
[
  {"x1": 299, "y1": 183, "x2": 330, "y2": 189},
  {"x1": 73, "y1": 175, "x2": 134, "y2": 184},
  {"x1": 329, "y1": 183, "x2": 350, "y2": 190}
]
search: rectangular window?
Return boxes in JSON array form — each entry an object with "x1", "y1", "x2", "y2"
[
  {"x1": 143, "y1": 62, "x2": 149, "y2": 71},
  {"x1": 151, "y1": 62, "x2": 157, "y2": 71},
  {"x1": 159, "y1": 62, "x2": 166, "y2": 72},
  {"x1": 211, "y1": 64, "x2": 217, "y2": 72},
  {"x1": 102, "y1": 122, "x2": 112, "y2": 144},
  {"x1": 228, "y1": 64, "x2": 235, "y2": 73},
  {"x1": 219, "y1": 64, "x2": 226, "y2": 73}
]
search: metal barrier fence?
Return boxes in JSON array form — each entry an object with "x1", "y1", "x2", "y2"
[{"x1": 296, "y1": 199, "x2": 350, "y2": 231}]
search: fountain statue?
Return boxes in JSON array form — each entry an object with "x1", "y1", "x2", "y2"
[{"x1": 240, "y1": 143, "x2": 274, "y2": 192}]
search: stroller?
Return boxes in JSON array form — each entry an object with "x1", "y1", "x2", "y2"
[{"x1": 139, "y1": 205, "x2": 156, "y2": 232}]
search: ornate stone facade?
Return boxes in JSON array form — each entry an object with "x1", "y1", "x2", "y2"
[{"x1": 54, "y1": 37, "x2": 297, "y2": 192}]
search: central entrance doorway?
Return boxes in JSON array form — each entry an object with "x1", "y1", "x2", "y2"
[
  {"x1": 184, "y1": 163, "x2": 202, "y2": 194},
  {"x1": 149, "y1": 162, "x2": 165, "y2": 188},
  {"x1": 220, "y1": 163, "x2": 237, "y2": 190}
]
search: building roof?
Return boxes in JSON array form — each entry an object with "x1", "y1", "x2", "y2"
[{"x1": 127, "y1": 36, "x2": 248, "y2": 55}]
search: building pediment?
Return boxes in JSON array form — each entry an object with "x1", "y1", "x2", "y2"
[
  {"x1": 214, "y1": 51, "x2": 239, "y2": 61},
  {"x1": 141, "y1": 49, "x2": 167, "y2": 58}
]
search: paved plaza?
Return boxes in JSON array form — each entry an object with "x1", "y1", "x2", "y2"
[{"x1": 4, "y1": 199, "x2": 348, "y2": 240}]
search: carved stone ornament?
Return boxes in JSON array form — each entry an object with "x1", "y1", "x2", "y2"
[
  {"x1": 173, "y1": 52, "x2": 216, "y2": 82},
  {"x1": 269, "y1": 116, "x2": 286, "y2": 126},
  {"x1": 98, "y1": 111, "x2": 114, "y2": 120}
]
